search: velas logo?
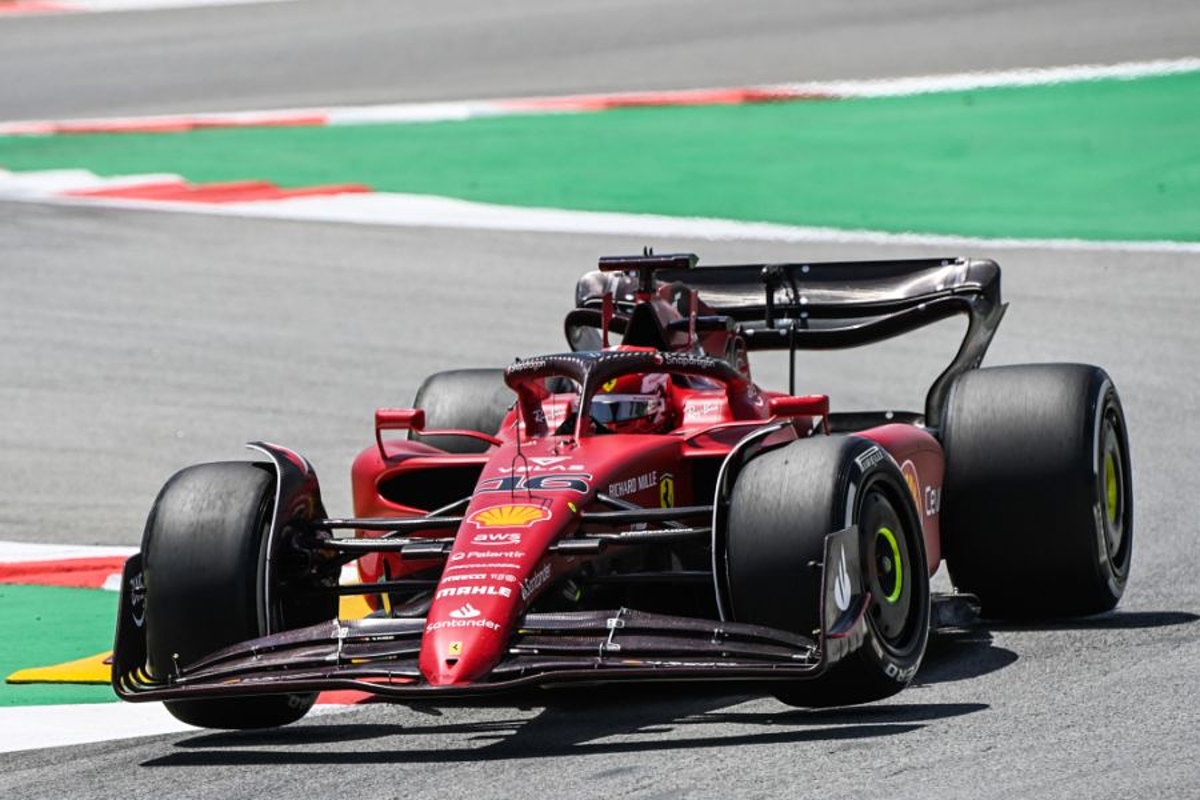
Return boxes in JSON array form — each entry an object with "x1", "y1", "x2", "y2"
[
  {"x1": 449, "y1": 602, "x2": 482, "y2": 619},
  {"x1": 468, "y1": 504, "x2": 552, "y2": 528}
]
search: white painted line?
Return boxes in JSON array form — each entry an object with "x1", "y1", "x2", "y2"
[
  {"x1": 774, "y1": 57, "x2": 1200, "y2": 98},
  {"x1": 0, "y1": 700, "x2": 360, "y2": 753},
  {"x1": 0, "y1": 0, "x2": 293, "y2": 15},
  {"x1": 0, "y1": 703, "x2": 196, "y2": 753},
  {"x1": 0, "y1": 539, "x2": 137, "y2": 563},
  {"x1": 6, "y1": 181, "x2": 1197, "y2": 255}
]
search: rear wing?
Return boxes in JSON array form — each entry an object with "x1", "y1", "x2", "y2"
[{"x1": 571, "y1": 255, "x2": 1007, "y2": 429}]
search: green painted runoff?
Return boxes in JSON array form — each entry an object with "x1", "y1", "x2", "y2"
[
  {"x1": 2, "y1": 71, "x2": 1198, "y2": 241},
  {"x1": 0, "y1": 584, "x2": 117, "y2": 706}
]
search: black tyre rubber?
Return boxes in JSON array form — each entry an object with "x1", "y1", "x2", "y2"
[
  {"x1": 410, "y1": 368, "x2": 514, "y2": 453},
  {"x1": 940, "y1": 363, "x2": 1133, "y2": 619},
  {"x1": 141, "y1": 462, "x2": 335, "y2": 729},
  {"x1": 726, "y1": 436, "x2": 930, "y2": 707}
]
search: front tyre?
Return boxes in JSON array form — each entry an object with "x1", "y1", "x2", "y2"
[
  {"x1": 410, "y1": 368, "x2": 513, "y2": 453},
  {"x1": 725, "y1": 436, "x2": 930, "y2": 707},
  {"x1": 141, "y1": 461, "x2": 335, "y2": 729}
]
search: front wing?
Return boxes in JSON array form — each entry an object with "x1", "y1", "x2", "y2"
[{"x1": 112, "y1": 527, "x2": 869, "y2": 701}]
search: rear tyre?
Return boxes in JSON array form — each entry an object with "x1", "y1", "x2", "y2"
[
  {"x1": 726, "y1": 436, "x2": 930, "y2": 707},
  {"x1": 940, "y1": 364, "x2": 1133, "y2": 618},
  {"x1": 410, "y1": 368, "x2": 513, "y2": 453},
  {"x1": 142, "y1": 462, "x2": 335, "y2": 729}
]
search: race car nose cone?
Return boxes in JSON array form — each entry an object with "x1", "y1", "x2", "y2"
[{"x1": 419, "y1": 625, "x2": 501, "y2": 686}]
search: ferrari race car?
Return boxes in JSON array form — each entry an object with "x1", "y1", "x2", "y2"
[{"x1": 112, "y1": 253, "x2": 1133, "y2": 729}]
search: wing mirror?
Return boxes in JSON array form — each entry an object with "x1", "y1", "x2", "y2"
[{"x1": 769, "y1": 395, "x2": 830, "y2": 433}]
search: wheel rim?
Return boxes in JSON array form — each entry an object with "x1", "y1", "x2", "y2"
[
  {"x1": 859, "y1": 488, "x2": 916, "y2": 647},
  {"x1": 1099, "y1": 410, "x2": 1129, "y2": 566}
]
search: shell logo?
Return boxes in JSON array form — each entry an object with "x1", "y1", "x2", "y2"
[
  {"x1": 468, "y1": 504, "x2": 552, "y2": 528},
  {"x1": 900, "y1": 460, "x2": 924, "y2": 516}
]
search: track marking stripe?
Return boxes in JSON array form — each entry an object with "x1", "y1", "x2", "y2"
[
  {"x1": 5, "y1": 171, "x2": 1196, "y2": 254},
  {"x1": 0, "y1": 699, "x2": 359, "y2": 754},
  {"x1": 2, "y1": 56, "x2": 1197, "y2": 135}
]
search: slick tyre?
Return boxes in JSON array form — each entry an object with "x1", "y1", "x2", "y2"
[
  {"x1": 410, "y1": 368, "x2": 513, "y2": 453},
  {"x1": 726, "y1": 436, "x2": 930, "y2": 707},
  {"x1": 141, "y1": 462, "x2": 334, "y2": 729},
  {"x1": 940, "y1": 364, "x2": 1133, "y2": 618}
]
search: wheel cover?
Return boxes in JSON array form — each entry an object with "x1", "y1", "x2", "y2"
[
  {"x1": 1099, "y1": 412, "x2": 1129, "y2": 563},
  {"x1": 860, "y1": 489, "x2": 916, "y2": 646},
  {"x1": 876, "y1": 526, "x2": 905, "y2": 604}
]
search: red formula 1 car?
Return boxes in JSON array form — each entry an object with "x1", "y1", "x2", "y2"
[{"x1": 113, "y1": 253, "x2": 1133, "y2": 729}]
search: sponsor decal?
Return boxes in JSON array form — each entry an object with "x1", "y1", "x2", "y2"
[
  {"x1": 659, "y1": 352, "x2": 719, "y2": 370},
  {"x1": 469, "y1": 504, "x2": 551, "y2": 529},
  {"x1": 833, "y1": 546, "x2": 852, "y2": 612},
  {"x1": 128, "y1": 570, "x2": 146, "y2": 628},
  {"x1": 449, "y1": 602, "x2": 482, "y2": 619},
  {"x1": 608, "y1": 470, "x2": 661, "y2": 499},
  {"x1": 900, "y1": 460, "x2": 923, "y2": 516},
  {"x1": 440, "y1": 571, "x2": 519, "y2": 584},
  {"x1": 426, "y1": 618, "x2": 501, "y2": 632},
  {"x1": 659, "y1": 473, "x2": 675, "y2": 508},
  {"x1": 448, "y1": 641, "x2": 463, "y2": 656},
  {"x1": 440, "y1": 572, "x2": 488, "y2": 583},
  {"x1": 477, "y1": 474, "x2": 592, "y2": 494},
  {"x1": 472, "y1": 533, "x2": 522, "y2": 548},
  {"x1": 855, "y1": 446, "x2": 885, "y2": 471},
  {"x1": 507, "y1": 358, "x2": 548, "y2": 375},
  {"x1": 521, "y1": 562, "x2": 552, "y2": 601},
  {"x1": 602, "y1": 378, "x2": 619, "y2": 393},
  {"x1": 500, "y1": 458, "x2": 586, "y2": 473},
  {"x1": 685, "y1": 399, "x2": 724, "y2": 419},
  {"x1": 435, "y1": 585, "x2": 514, "y2": 600},
  {"x1": 446, "y1": 562, "x2": 522, "y2": 572},
  {"x1": 451, "y1": 550, "x2": 525, "y2": 560},
  {"x1": 924, "y1": 485, "x2": 942, "y2": 517}
]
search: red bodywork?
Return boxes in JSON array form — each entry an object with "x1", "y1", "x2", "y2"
[{"x1": 350, "y1": 305, "x2": 945, "y2": 688}]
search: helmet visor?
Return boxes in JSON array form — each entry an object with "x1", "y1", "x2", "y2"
[{"x1": 591, "y1": 395, "x2": 661, "y2": 425}]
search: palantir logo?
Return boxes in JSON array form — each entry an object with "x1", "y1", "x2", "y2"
[{"x1": 449, "y1": 603, "x2": 482, "y2": 620}]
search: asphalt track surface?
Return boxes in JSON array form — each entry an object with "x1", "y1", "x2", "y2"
[
  {"x1": 2, "y1": 1, "x2": 1199, "y2": 797},
  {"x1": 3, "y1": 0, "x2": 1200, "y2": 119}
]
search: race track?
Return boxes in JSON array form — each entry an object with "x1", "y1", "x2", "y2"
[{"x1": 2, "y1": 1, "x2": 1199, "y2": 797}]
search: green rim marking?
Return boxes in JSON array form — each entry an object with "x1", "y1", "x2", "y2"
[{"x1": 878, "y1": 526, "x2": 904, "y2": 604}]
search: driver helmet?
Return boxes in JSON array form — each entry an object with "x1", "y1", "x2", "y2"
[{"x1": 591, "y1": 373, "x2": 673, "y2": 434}]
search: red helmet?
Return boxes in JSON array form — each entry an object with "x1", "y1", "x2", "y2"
[{"x1": 591, "y1": 373, "x2": 672, "y2": 434}]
